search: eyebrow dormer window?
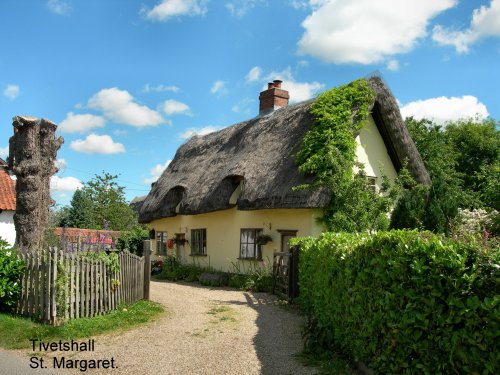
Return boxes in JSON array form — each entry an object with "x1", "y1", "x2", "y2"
[{"x1": 228, "y1": 175, "x2": 244, "y2": 205}]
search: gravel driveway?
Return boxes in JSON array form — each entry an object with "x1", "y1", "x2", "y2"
[{"x1": 17, "y1": 280, "x2": 317, "y2": 375}]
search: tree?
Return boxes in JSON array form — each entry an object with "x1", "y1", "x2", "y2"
[
  {"x1": 9, "y1": 116, "x2": 63, "y2": 251},
  {"x1": 66, "y1": 172, "x2": 139, "y2": 231},
  {"x1": 48, "y1": 205, "x2": 71, "y2": 228},
  {"x1": 67, "y1": 190, "x2": 95, "y2": 228},
  {"x1": 391, "y1": 117, "x2": 499, "y2": 234},
  {"x1": 445, "y1": 119, "x2": 500, "y2": 209}
]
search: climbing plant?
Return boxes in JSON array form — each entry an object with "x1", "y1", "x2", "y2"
[{"x1": 295, "y1": 79, "x2": 394, "y2": 232}]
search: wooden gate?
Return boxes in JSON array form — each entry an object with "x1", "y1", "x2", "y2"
[{"x1": 272, "y1": 245, "x2": 299, "y2": 302}]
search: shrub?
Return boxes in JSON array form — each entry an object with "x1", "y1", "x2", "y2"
[
  {"x1": 116, "y1": 227, "x2": 149, "y2": 256},
  {"x1": 228, "y1": 259, "x2": 273, "y2": 293},
  {"x1": 156, "y1": 257, "x2": 208, "y2": 282},
  {"x1": 0, "y1": 240, "x2": 25, "y2": 311},
  {"x1": 294, "y1": 230, "x2": 500, "y2": 374}
]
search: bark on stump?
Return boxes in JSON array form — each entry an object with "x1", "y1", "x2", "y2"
[{"x1": 8, "y1": 116, "x2": 64, "y2": 252}]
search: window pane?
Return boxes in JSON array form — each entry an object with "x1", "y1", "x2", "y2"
[
  {"x1": 240, "y1": 243, "x2": 247, "y2": 258},
  {"x1": 248, "y1": 230, "x2": 255, "y2": 243}
]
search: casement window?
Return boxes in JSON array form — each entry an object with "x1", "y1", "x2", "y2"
[
  {"x1": 191, "y1": 229, "x2": 207, "y2": 256},
  {"x1": 239, "y1": 228, "x2": 262, "y2": 260},
  {"x1": 156, "y1": 231, "x2": 168, "y2": 255}
]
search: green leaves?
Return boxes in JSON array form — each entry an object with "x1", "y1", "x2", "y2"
[
  {"x1": 65, "y1": 172, "x2": 139, "y2": 231},
  {"x1": 393, "y1": 118, "x2": 500, "y2": 234},
  {"x1": 297, "y1": 231, "x2": 500, "y2": 374},
  {"x1": 0, "y1": 240, "x2": 25, "y2": 311},
  {"x1": 296, "y1": 79, "x2": 392, "y2": 232}
]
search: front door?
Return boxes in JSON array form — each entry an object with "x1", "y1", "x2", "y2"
[
  {"x1": 279, "y1": 230, "x2": 298, "y2": 253},
  {"x1": 175, "y1": 233, "x2": 185, "y2": 262}
]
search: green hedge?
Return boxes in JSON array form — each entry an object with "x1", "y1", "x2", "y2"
[{"x1": 294, "y1": 230, "x2": 500, "y2": 374}]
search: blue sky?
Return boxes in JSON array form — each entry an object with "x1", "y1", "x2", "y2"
[{"x1": 1, "y1": 0, "x2": 499, "y2": 206}]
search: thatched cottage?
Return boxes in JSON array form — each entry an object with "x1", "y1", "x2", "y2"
[{"x1": 138, "y1": 77, "x2": 429, "y2": 271}]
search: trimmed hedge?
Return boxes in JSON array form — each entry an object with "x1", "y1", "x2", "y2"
[{"x1": 293, "y1": 230, "x2": 499, "y2": 374}]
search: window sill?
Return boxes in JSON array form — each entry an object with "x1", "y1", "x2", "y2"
[
  {"x1": 237, "y1": 257, "x2": 263, "y2": 261},
  {"x1": 189, "y1": 253, "x2": 207, "y2": 257}
]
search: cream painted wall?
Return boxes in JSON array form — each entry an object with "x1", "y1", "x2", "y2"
[
  {"x1": 355, "y1": 115, "x2": 398, "y2": 189},
  {"x1": 150, "y1": 114, "x2": 398, "y2": 272},
  {"x1": 0, "y1": 210, "x2": 16, "y2": 247},
  {"x1": 150, "y1": 207, "x2": 323, "y2": 272}
]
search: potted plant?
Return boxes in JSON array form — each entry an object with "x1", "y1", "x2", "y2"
[{"x1": 256, "y1": 234, "x2": 273, "y2": 245}]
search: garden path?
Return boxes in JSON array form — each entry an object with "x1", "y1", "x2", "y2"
[{"x1": 20, "y1": 281, "x2": 317, "y2": 375}]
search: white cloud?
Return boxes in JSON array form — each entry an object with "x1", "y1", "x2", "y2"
[
  {"x1": 226, "y1": 0, "x2": 266, "y2": 17},
  {"x1": 265, "y1": 67, "x2": 323, "y2": 103},
  {"x1": 297, "y1": 60, "x2": 310, "y2": 68},
  {"x1": 3, "y1": 84, "x2": 20, "y2": 100},
  {"x1": 113, "y1": 129, "x2": 129, "y2": 136},
  {"x1": 58, "y1": 112, "x2": 105, "y2": 133},
  {"x1": 245, "y1": 66, "x2": 262, "y2": 83},
  {"x1": 0, "y1": 146, "x2": 8, "y2": 159},
  {"x1": 47, "y1": 0, "x2": 72, "y2": 15},
  {"x1": 289, "y1": 0, "x2": 309, "y2": 9},
  {"x1": 298, "y1": 0, "x2": 456, "y2": 64},
  {"x1": 70, "y1": 134, "x2": 126, "y2": 154},
  {"x1": 210, "y1": 80, "x2": 227, "y2": 95},
  {"x1": 54, "y1": 159, "x2": 67, "y2": 170},
  {"x1": 162, "y1": 99, "x2": 192, "y2": 116},
  {"x1": 142, "y1": 84, "x2": 180, "y2": 93},
  {"x1": 144, "y1": 160, "x2": 172, "y2": 184},
  {"x1": 232, "y1": 97, "x2": 255, "y2": 114},
  {"x1": 386, "y1": 59, "x2": 400, "y2": 71},
  {"x1": 50, "y1": 176, "x2": 83, "y2": 193},
  {"x1": 180, "y1": 126, "x2": 222, "y2": 139},
  {"x1": 142, "y1": 0, "x2": 208, "y2": 21},
  {"x1": 88, "y1": 87, "x2": 165, "y2": 127},
  {"x1": 432, "y1": 1, "x2": 500, "y2": 53},
  {"x1": 400, "y1": 95, "x2": 489, "y2": 124}
]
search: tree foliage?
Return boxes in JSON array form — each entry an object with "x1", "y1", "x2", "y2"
[
  {"x1": 61, "y1": 172, "x2": 139, "y2": 231},
  {"x1": 391, "y1": 118, "x2": 500, "y2": 234}
]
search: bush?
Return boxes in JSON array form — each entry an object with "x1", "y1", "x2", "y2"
[
  {"x1": 294, "y1": 230, "x2": 500, "y2": 374},
  {"x1": 116, "y1": 227, "x2": 149, "y2": 256},
  {"x1": 0, "y1": 240, "x2": 25, "y2": 311},
  {"x1": 228, "y1": 259, "x2": 273, "y2": 293},
  {"x1": 156, "y1": 257, "x2": 208, "y2": 282}
]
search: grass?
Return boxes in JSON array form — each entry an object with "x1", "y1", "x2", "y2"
[
  {"x1": 207, "y1": 304, "x2": 238, "y2": 324},
  {"x1": 190, "y1": 303, "x2": 239, "y2": 338},
  {"x1": 0, "y1": 300, "x2": 165, "y2": 350}
]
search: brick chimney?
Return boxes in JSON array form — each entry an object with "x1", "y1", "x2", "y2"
[{"x1": 259, "y1": 80, "x2": 289, "y2": 116}]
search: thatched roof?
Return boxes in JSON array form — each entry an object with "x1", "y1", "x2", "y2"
[
  {"x1": 139, "y1": 77, "x2": 430, "y2": 223},
  {"x1": 130, "y1": 195, "x2": 147, "y2": 215}
]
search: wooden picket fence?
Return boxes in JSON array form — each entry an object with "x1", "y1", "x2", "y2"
[{"x1": 15, "y1": 249, "x2": 145, "y2": 325}]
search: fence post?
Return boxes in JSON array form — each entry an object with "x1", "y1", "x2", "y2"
[{"x1": 143, "y1": 240, "x2": 151, "y2": 300}]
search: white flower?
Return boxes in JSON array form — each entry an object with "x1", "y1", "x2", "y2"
[{"x1": 5, "y1": 251, "x2": 11, "y2": 256}]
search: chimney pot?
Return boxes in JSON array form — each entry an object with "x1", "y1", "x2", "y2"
[{"x1": 258, "y1": 79, "x2": 289, "y2": 116}]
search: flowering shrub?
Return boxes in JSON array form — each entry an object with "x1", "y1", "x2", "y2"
[
  {"x1": 453, "y1": 208, "x2": 496, "y2": 235},
  {"x1": 451, "y1": 208, "x2": 499, "y2": 249},
  {"x1": 0, "y1": 239, "x2": 25, "y2": 311}
]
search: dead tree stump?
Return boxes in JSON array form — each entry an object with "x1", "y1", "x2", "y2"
[{"x1": 8, "y1": 116, "x2": 64, "y2": 252}]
